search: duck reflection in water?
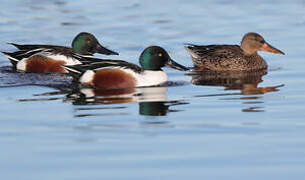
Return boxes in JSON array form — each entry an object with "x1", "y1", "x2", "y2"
[
  {"x1": 139, "y1": 101, "x2": 187, "y2": 116},
  {"x1": 14, "y1": 73, "x2": 188, "y2": 117},
  {"x1": 188, "y1": 70, "x2": 284, "y2": 112},
  {"x1": 65, "y1": 85, "x2": 188, "y2": 116}
]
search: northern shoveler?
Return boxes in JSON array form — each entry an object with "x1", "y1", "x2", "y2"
[
  {"x1": 185, "y1": 32, "x2": 285, "y2": 71},
  {"x1": 1, "y1": 32, "x2": 119, "y2": 73},
  {"x1": 63, "y1": 46, "x2": 189, "y2": 89}
]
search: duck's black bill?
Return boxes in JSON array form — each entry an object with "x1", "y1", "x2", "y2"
[
  {"x1": 96, "y1": 43, "x2": 119, "y2": 55},
  {"x1": 166, "y1": 58, "x2": 189, "y2": 71}
]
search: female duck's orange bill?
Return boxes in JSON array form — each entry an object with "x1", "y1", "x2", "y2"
[{"x1": 259, "y1": 43, "x2": 285, "y2": 55}]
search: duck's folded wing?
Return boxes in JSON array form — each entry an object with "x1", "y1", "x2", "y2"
[
  {"x1": 185, "y1": 44, "x2": 240, "y2": 59},
  {"x1": 9, "y1": 43, "x2": 65, "y2": 51},
  {"x1": 68, "y1": 56, "x2": 143, "y2": 73}
]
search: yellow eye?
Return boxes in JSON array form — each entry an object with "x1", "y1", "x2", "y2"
[{"x1": 158, "y1": 53, "x2": 162, "y2": 57}]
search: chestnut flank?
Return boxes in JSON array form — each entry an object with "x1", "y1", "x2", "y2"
[
  {"x1": 26, "y1": 55, "x2": 67, "y2": 73},
  {"x1": 92, "y1": 69, "x2": 136, "y2": 89}
]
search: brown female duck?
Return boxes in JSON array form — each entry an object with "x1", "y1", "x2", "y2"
[{"x1": 185, "y1": 32, "x2": 285, "y2": 71}]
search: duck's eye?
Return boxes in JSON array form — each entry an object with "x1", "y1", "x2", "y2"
[{"x1": 158, "y1": 53, "x2": 162, "y2": 57}]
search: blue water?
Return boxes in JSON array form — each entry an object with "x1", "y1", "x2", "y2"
[{"x1": 1, "y1": 0, "x2": 305, "y2": 179}]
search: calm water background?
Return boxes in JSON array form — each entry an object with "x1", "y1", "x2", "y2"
[{"x1": 1, "y1": 0, "x2": 305, "y2": 179}]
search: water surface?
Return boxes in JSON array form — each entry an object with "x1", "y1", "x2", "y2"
[{"x1": 1, "y1": 0, "x2": 305, "y2": 179}]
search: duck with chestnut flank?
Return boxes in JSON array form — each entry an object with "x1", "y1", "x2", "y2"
[
  {"x1": 1, "y1": 32, "x2": 119, "y2": 73},
  {"x1": 63, "y1": 46, "x2": 189, "y2": 89},
  {"x1": 185, "y1": 32, "x2": 285, "y2": 71}
]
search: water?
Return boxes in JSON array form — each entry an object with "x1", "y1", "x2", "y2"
[{"x1": 1, "y1": 0, "x2": 305, "y2": 179}]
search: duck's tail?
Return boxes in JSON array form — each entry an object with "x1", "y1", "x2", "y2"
[
  {"x1": 1, "y1": 51, "x2": 19, "y2": 61},
  {"x1": 1, "y1": 51, "x2": 20, "y2": 68},
  {"x1": 7, "y1": 43, "x2": 31, "y2": 50}
]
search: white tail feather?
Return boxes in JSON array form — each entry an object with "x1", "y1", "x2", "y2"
[
  {"x1": 1, "y1": 52, "x2": 20, "y2": 62},
  {"x1": 62, "y1": 66, "x2": 81, "y2": 74}
]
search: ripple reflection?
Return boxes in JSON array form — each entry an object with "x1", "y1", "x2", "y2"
[{"x1": 188, "y1": 70, "x2": 284, "y2": 112}]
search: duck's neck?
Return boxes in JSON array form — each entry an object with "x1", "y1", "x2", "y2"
[{"x1": 241, "y1": 46, "x2": 258, "y2": 56}]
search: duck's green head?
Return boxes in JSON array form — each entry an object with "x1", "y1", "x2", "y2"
[
  {"x1": 139, "y1": 46, "x2": 188, "y2": 71},
  {"x1": 71, "y1": 32, "x2": 119, "y2": 56}
]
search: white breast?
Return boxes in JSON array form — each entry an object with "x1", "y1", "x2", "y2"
[{"x1": 134, "y1": 70, "x2": 168, "y2": 87}]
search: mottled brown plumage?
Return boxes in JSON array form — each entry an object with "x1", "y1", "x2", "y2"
[{"x1": 185, "y1": 32, "x2": 285, "y2": 71}]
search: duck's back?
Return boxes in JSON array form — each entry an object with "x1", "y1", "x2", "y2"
[
  {"x1": 185, "y1": 44, "x2": 267, "y2": 71},
  {"x1": 10, "y1": 43, "x2": 75, "y2": 56}
]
